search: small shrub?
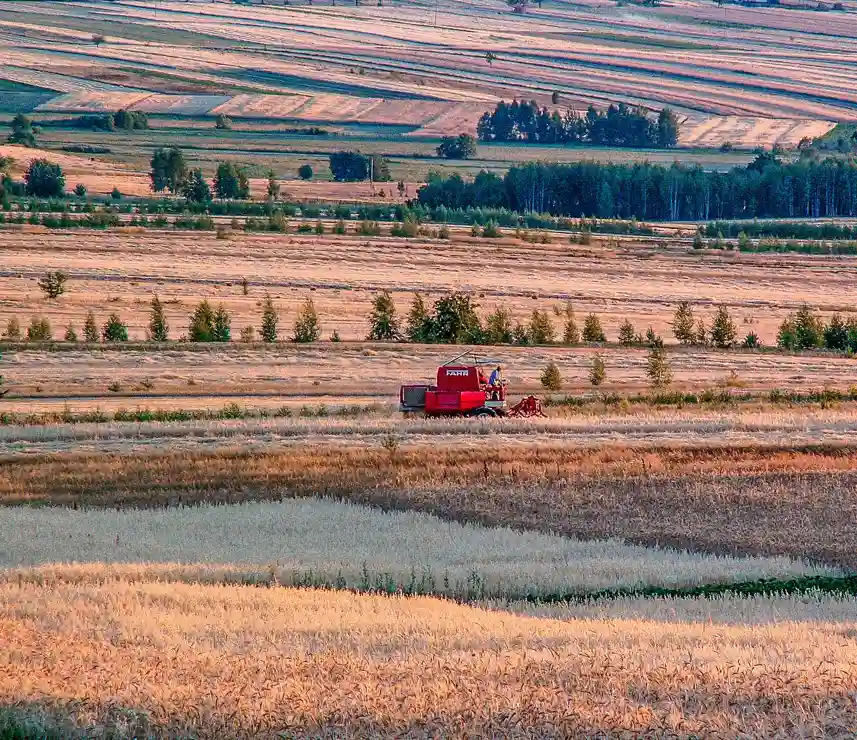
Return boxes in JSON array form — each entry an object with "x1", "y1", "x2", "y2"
[
  {"x1": 37, "y1": 271, "x2": 67, "y2": 299},
  {"x1": 64, "y1": 324, "x2": 78, "y2": 342},
  {"x1": 293, "y1": 297, "x2": 320, "y2": 342},
  {"x1": 240, "y1": 326, "x2": 255, "y2": 343},
  {"x1": 297, "y1": 222, "x2": 314, "y2": 233},
  {"x1": 528, "y1": 309, "x2": 555, "y2": 344},
  {"x1": 356, "y1": 220, "x2": 381, "y2": 236},
  {"x1": 3, "y1": 317, "x2": 21, "y2": 340},
  {"x1": 298, "y1": 164, "x2": 313, "y2": 180},
  {"x1": 646, "y1": 344, "x2": 673, "y2": 388},
  {"x1": 107, "y1": 380, "x2": 122, "y2": 393},
  {"x1": 83, "y1": 311, "x2": 98, "y2": 342},
  {"x1": 438, "y1": 224, "x2": 451, "y2": 240},
  {"x1": 540, "y1": 361, "x2": 562, "y2": 391},
  {"x1": 481, "y1": 220, "x2": 502, "y2": 238},
  {"x1": 102, "y1": 313, "x2": 128, "y2": 342},
  {"x1": 582, "y1": 313, "x2": 606, "y2": 343},
  {"x1": 333, "y1": 219, "x2": 347, "y2": 235},
  {"x1": 618, "y1": 319, "x2": 636, "y2": 345},
  {"x1": 27, "y1": 316, "x2": 52, "y2": 341},
  {"x1": 742, "y1": 331, "x2": 761, "y2": 349},
  {"x1": 314, "y1": 220, "x2": 325, "y2": 235},
  {"x1": 330, "y1": 329, "x2": 341, "y2": 342}
]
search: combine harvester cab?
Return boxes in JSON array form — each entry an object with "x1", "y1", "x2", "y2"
[{"x1": 399, "y1": 353, "x2": 544, "y2": 418}]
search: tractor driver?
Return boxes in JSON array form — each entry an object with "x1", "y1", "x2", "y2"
[{"x1": 489, "y1": 365, "x2": 502, "y2": 387}]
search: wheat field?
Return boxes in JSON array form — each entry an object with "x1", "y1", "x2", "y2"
[
  {"x1": 1, "y1": 575, "x2": 855, "y2": 738},
  {"x1": 1, "y1": 498, "x2": 834, "y2": 596}
]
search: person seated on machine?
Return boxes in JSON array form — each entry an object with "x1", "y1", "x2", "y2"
[
  {"x1": 488, "y1": 365, "x2": 502, "y2": 400},
  {"x1": 488, "y1": 365, "x2": 502, "y2": 386},
  {"x1": 477, "y1": 367, "x2": 488, "y2": 386}
]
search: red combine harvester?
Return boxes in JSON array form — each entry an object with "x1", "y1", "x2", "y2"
[{"x1": 399, "y1": 352, "x2": 545, "y2": 418}]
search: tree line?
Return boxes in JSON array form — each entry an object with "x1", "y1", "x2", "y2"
[
  {"x1": 2, "y1": 294, "x2": 324, "y2": 344},
  {"x1": 417, "y1": 153, "x2": 857, "y2": 220},
  {"x1": 476, "y1": 100, "x2": 680, "y2": 148}
]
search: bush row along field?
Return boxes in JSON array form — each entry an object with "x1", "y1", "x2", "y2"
[
  {"x1": 1, "y1": 576, "x2": 855, "y2": 739},
  {"x1": 4, "y1": 442, "x2": 857, "y2": 568},
  {"x1": 5, "y1": 497, "x2": 834, "y2": 597},
  {"x1": 4, "y1": 386, "x2": 857, "y2": 424}
]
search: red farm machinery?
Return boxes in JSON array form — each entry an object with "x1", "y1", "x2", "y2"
[{"x1": 398, "y1": 352, "x2": 545, "y2": 418}]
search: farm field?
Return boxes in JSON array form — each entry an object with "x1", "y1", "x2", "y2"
[
  {"x1": 3, "y1": 1, "x2": 857, "y2": 736},
  {"x1": 0, "y1": 0, "x2": 851, "y2": 195},
  {"x1": 6, "y1": 228, "x2": 857, "y2": 345},
  {"x1": 1, "y1": 572, "x2": 856, "y2": 738},
  {"x1": 1, "y1": 0, "x2": 855, "y2": 126}
]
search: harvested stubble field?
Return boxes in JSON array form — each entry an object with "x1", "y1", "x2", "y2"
[
  {"x1": 1, "y1": 573, "x2": 856, "y2": 738},
  {"x1": 1, "y1": 0, "x2": 854, "y2": 129},
  {"x1": 4, "y1": 439, "x2": 857, "y2": 568}
]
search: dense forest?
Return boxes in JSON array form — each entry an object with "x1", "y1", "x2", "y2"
[
  {"x1": 476, "y1": 100, "x2": 680, "y2": 148},
  {"x1": 416, "y1": 153, "x2": 857, "y2": 221}
]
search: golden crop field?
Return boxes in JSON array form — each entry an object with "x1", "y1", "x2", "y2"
[{"x1": 1, "y1": 573, "x2": 856, "y2": 738}]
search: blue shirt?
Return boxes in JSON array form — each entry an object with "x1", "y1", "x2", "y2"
[{"x1": 489, "y1": 369, "x2": 501, "y2": 385}]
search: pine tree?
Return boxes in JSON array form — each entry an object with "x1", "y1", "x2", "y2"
[
  {"x1": 672, "y1": 301, "x2": 696, "y2": 344},
  {"x1": 709, "y1": 305, "x2": 736, "y2": 348},
  {"x1": 528, "y1": 309, "x2": 555, "y2": 344},
  {"x1": 582, "y1": 313, "x2": 606, "y2": 342},
  {"x1": 646, "y1": 344, "x2": 673, "y2": 389},
  {"x1": 485, "y1": 306, "x2": 513, "y2": 345},
  {"x1": 188, "y1": 300, "x2": 215, "y2": 342},
  {"x1": 589, "y1": 354, "x2": 606, "y2": 386},
  {"x1": 260, "y1": 293, "x2": 279, "y2": 343},
  {"x1": 406, "y1": 293, "x2": 432, "y2": 342},
  {"x1": 618, "y1": 319, "x2": 636, "y2": 345},
  {"x1": 64, "y1": 324, "x2": 78, "y2": 342},
  {"x1": 149, "y1": 295, "x2": 169, "y2": 341},
  {"x1": 213, "y1": 305, "x2": 231, "y2": 342},
  {"x1": 561, "y1": 302, "x2": 580, "y2": 344},
  {"x1": 825, "y1": 313, "x2": 848, "y2": 351},
  {"x1": 293, "y1": 298, "x2": 320, "y2": 343},
  {"x1": 793, "y1": 305, "x2": 824, "y2": 349},
  {"x1": 367, "y1": 291, "x2": 400, "y2": 340},
  {"x1": 540, "y1": 361, "x2": 562, "y2": 391},
  {"x1": 777, "y1": 318, "x2": 797, "y2": 350},
  {"x1": 83, "y1": 311, "x2": 98, "y2": 342}
]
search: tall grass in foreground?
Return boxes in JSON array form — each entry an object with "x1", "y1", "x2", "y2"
[
  {"x1": 0, "y1": 580, "x2": 855, "y2": 738},
  {"x1": 0, "y1": 498, "x2": 837, "y2": 599}
]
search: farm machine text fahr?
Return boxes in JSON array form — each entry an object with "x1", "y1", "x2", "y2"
[{"x1": 398, "y1": 352, "x2": 544, "y2": 418}]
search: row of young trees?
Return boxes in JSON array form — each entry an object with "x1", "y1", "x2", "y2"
[
  {"x1": 417, "y1": 153, "x2": 857, "y2": 220},
  {"x1": 476, "y1": 101, "x2": 680, "y2": 148},
  {"x1": 1, "y1": 296, "x2": 324, "y2": 344},
  {"x1": 366, "y1": 292, "x2": 761, "y2": 349}
]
